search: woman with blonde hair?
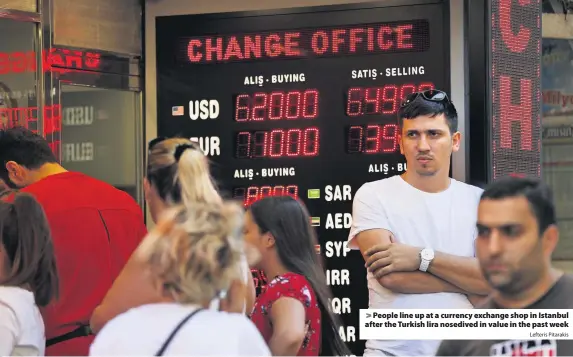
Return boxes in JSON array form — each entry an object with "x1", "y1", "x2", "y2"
[
  {"x1": 90, "y1": 137, "x2": 256, "y2": 333},
  {"x1": 89, "y1": 202, "x2": 270, "y2": 355}
]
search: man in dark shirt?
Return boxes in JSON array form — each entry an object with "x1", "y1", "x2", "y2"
[
  {"x1": 437, "y1": 177, "x2": 573, "y2": 356},
  {"x1": 0, "y1": 127, "x2": 147, "y2": 355}
]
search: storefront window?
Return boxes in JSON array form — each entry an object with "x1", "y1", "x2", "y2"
[
  {"x1": 542, "y1": 34, "x2": 573, "y2": 259},
  {"x1": 0, "y1": 19, "x2": 38, "y2": 133},
  {"x1": 60, "y1": 85, "x2": 140, "y2": 202}
]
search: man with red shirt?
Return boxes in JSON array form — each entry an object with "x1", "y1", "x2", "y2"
[{"x1": 0, "y1": 127, "x2": 147, "y2": 355}]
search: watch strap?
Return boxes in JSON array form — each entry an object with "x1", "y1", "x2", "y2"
[{"x1": 419, "y1": 259, "x2": 430, "y2": 272}]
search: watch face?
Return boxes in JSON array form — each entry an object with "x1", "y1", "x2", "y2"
[{"x1": 421, "y1": 249, "x2": 434, "y2": 260}]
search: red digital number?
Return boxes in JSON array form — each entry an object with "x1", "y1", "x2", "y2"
[
  {"x1": 233, "y1": 185, "x2": 299, "y2": 206},
  {"x1": 347, "y1": 124, "x2": 399, "y2": 154},
  {"x1": 269, "y1": 92, "x2": 284, "y2": 120},
  {"x1": 234, "y1": 90, "x2": 319, "y2": 121},
  {"x1": 235, "y1": 94, "x2": 250, "y2": 121},
  {"x1": 346, "y1": 83, "x2": 435, "y2": 116},
  {"x1": 347, "y1": 125, "x2": 364, "y2": 152},
  {"x1": 235, "y1": 131, "x2": 252, "y2": 158},
  {"x1": 252, "y1": 93, "x2": 267, "y2": 121},
  {"x1": 235, "y1": 127, "x2": 319, "y2": 158},
  {"x1": 269, "y1": 129, "x2": 284, "y2": 157},
  {"x1": 286, "y1": 128, "x2": 302, "y2": 157}
]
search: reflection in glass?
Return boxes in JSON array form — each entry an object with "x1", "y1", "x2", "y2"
[
  {"x1": 60, "y1": 85, "x2": 140, "y2": 202},
  {"x1": 0, "y1": 19, "x2": 38, "y2": 133}
]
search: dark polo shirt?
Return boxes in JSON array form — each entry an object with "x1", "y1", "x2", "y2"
[{"x1": 437, "y1": 274, "x2": 573, "y2": 356}]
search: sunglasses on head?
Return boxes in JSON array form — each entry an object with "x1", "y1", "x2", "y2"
[{"x1": 400, "y1": 89, "x2": 450, "y2": 108}]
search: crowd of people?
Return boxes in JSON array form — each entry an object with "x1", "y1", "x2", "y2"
[{"x1": 0, "y1": 89, "x2": 570, "y2": 356}]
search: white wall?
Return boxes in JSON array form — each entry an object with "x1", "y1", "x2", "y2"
[{"x1": 543, "y1": 13, "x2": 573, "y2": 39}]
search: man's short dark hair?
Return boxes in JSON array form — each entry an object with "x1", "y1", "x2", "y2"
[
  {"x1": 481, "y1": 176, "x2": 556, "y2": 234},
  {"x1": 0, "y1": 127, "x2": 57, "y2": 183},
  {"x1": 397, "y1": 93, "x2": 458, "y2": 134}
]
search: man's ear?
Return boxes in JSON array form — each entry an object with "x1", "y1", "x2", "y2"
[
  {"x1": 451, "y1": 131, "x2": 462, "y2": 152},
  {"x1": 5, "y1": 161, "x2": 19, "y2": 175},
  {"x1": 541, "y1": 224, "x2": 559, "y2": 259},
  {"x1": 5, "y1": 161, "x2": 23, "y2": 185}
]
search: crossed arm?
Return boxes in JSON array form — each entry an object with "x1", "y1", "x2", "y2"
[{"x1": 354, "y1": 229, "x2": 490, "y2": 296}]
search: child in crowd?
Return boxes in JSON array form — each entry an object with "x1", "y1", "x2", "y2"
[{"x1": 0, "y1": 192, "x2": 59, "y2": 355}]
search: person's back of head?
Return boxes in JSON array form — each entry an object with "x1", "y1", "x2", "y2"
[
  {"x1": 0, "y1": 192, "x2": 59, "y2": 307},
  {"x1": 0, "y1": 127, "x2": 59, "y2": 188},
  {"x1": 145, "y1": 137, "x2": 221, "y2": 222},
  {"x1": 136, "y1": 201, "x2": 244, "y2": 307}
]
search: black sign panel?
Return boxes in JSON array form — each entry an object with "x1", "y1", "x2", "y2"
[{"x1": 156, "y1": 1, "x2": 448, "y2": 354}]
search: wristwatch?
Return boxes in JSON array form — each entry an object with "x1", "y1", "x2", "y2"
[{"x1": 419, "y1": 248, "x2": 435, "y2": 272}]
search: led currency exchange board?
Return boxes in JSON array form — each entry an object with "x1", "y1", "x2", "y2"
[{"x1": 156, "y1": 0, "x2": 448, "y2": 353}]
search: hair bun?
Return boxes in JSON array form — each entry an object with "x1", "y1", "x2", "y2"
[{"x1": 174, "y1": 144, "x2": 195, "y2": 162}]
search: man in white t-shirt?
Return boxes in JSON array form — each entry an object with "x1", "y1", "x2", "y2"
[{"x1": 348, "y1": 90, "x2": 491, "y2": 356}]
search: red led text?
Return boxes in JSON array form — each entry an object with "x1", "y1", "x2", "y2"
[
  {"x1": 235, "y1": 89, "x2": 319, "y2": 122},
  {"x1": 236, "y1": 127, "x2": 320, "y2": 159},
  {"x1": 346, "y1": 83, "x2": 435, "y2": 116},
  {"x1": 347, "y1": 124, "x2": 400, "y2": 154},
  {"x1": 233, "y1": 184, "x2": 299, "y2": 206},
  {"x1": 186, "y1": 21, "x2": 428, "y2": 63},
  {"x1": 492, "y1": 0, "x2": 540, "y2": 178},
  {"x1": 0, "y1": 104, "x2": 61, "y2": 161},
  {"x1": 0, "y1": 104, "x2": 61, "y2": 135},
  {"x1": 0, "y1": 48, "x2": 101, "y2": 74}
]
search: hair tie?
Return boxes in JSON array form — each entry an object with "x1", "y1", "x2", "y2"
[{"x1": 174, "y1": 144, "x2": 194, "y2": 162}]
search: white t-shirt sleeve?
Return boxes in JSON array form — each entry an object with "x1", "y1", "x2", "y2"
[
  {"x1": 0, "y1": 303, "x2": 19, "y2": 356},
  {"x1": 471, "y1": 186, "x2": 484, "y2": 257},
  {"x1": 348, "y1": 182, "x2": 391, "y2": 249},
  {"x1": 89, "y1": 327, "x2": 113, "y2": 355}
]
